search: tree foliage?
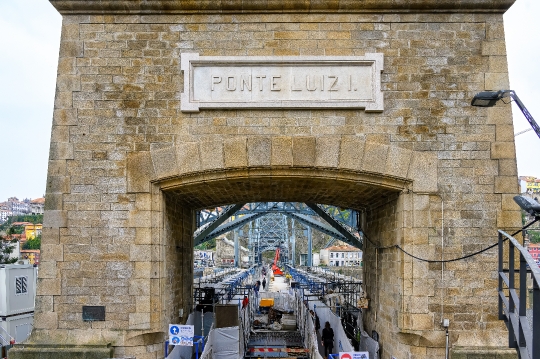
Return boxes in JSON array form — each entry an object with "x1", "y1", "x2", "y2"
[
  {"x1": 0, "y1": 214, "x2": 43, "y2": 231},
  {"x1": 528, "y1": 230, "x2": 540, "y2": 244},
  {"x1": 23, "y1": 235, "x2": 41, "y2": 250},
  {"x1": 0, "y1": 238, "x2": 18, "y2": 264},
  {"x1": 195, "y1": 237, "x2": 216, "y2": 250}
]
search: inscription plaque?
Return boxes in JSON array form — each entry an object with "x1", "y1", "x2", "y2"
[
  {"x1": 82, "y1": 306, "x2": 106, "y2": 321},
  {"x1": 181, "y1": 53, "x2": 383, "y2": 112}
]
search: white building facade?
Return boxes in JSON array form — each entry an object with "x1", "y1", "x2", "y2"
[{"x1": 320, "y1": 245, "x2": 362, "y2": 267}]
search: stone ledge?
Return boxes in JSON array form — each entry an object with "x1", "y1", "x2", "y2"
[
  {"x1": 8, "y1": 344, "x2": 113, "y2": 359},
  {"x1": 49, "y1": 0, "x2": 515, "y2": 15},
  {"x1": 451, "y1": 346, "x2": 518, "y2": 359}
]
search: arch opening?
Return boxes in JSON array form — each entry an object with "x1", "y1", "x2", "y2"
[{"x1": 158, "y1": 168, "x2": 406, "y2": 355}]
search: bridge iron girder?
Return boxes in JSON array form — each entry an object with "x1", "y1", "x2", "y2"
[{"x1": 194, "y1": 202, "x2": 362, "y2": 254}]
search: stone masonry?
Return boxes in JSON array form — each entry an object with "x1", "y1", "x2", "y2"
[{"x1": 9, "y1": 1, "x2": 521, "y2": 358}]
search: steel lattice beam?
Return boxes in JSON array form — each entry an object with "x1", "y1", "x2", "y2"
[
  {"x1": 194, "y1": 202, "x2": 362, "y2": 252},
  {"x1": 197, "y1": 202, "x2": 356, "y2": 232},
  {"x1": 306, "y1": 203, "x2": 363, "y2": 249},
  {"x1": 193, "y1": 203, "x2": 245, "y2": 246}
]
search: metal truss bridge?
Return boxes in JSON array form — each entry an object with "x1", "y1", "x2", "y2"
[{"x1": 194, "y1": 202, "x2": 363, "y2": 267}]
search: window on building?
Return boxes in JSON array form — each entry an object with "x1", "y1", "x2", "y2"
[
  {"x1": 330, "y1": 253, "x2": 334, "y2": 258},
  {"x1": 15, "y1": 276, "x2": 28, "y2": 295},
  {"x1": 341, "y1": 253, "x2": 344, "y2": 258}
]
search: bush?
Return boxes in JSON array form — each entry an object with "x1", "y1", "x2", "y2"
[
  {"x1": 528, "y1": 230, "x2": 540, "y2": 244},
  {"x1": 23, "y1": 235, "x2": 41, "y2": 250}
]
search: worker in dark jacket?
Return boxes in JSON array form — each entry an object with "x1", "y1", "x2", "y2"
[{"x1": 321, "y1": 321, "x2": 334, "y2": 357}]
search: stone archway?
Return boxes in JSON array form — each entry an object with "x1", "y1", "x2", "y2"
[
  {"x1": 155, "y1": 165, "x2": 412, "y2": 359},
  {"x1": 10, "y1": 1, "x2": 521, "y2": 358}
]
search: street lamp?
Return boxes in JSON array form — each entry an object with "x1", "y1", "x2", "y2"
[{"x1": 471, "y1": 89, "x2": 540, "y2": 140}]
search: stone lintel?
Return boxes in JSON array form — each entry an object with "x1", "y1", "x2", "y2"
[{"x1": 49, "y1": 0, "x2": 515, "y2": 15}]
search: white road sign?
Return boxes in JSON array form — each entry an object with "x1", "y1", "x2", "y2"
[{"x1": 169, "y1": 324, "x2": 194, "y2": 346}]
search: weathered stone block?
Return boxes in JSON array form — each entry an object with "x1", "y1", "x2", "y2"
[
  {"x1": 314, "y1": 137, "x2": 340, "y2": 167},
  {"x1": 481, "y1": 40, "x2": 506, "y2": 56},
  {"x1": 150, "y1": 145, "x2": 178, "y2": 178},
  {"x1": 8, "y1": 344, "x2": 113, "y2": 359},
  {"x1": 485, "y1": 72, "x2": 509, "y2": 90},
  {"x1": 49, "y1": 142, "x2": 74, "y2": 160},
  {"x1": 385, "y1": 145, "x2": 412, "y2": 178},
  {"x1": 36, "y1": 278, "x2": 61, "y2": 296},
  {"x1": 292, "y1": 137, "x2": 316, "y2": 166},
  {"x1": 362, "y1": 141, "x2": 389, "y2": 173},
  {"x1": 491, "y1": 142, "x2": 515, "y2": 159},
  {"x1": 451, "y1": 346, "x2": 517, "y2": 359},
  {"x1": 248, "y1": 137, "x2": 271, "y2": 166},
  {"x1": 43, "y1": 210, "x2": 67, "y2": 228},
  {"x1": 127, "y1": 151, "x2": 154, "y2": 193},
  {"x1": 224, "y1": 137, "x2": 248, "y2": 168},
  {"x1": 271, "y1": 137, "x2": 293, "y2": 166},
  {"x1": 176, "y1": 142, "x2": 201, "y2": 174},
  {"x1": 200, "y1": 140, "x2": 224, "y2": 171},
  {"x1": 409, "y1": 151, "x2": 438, "y2": 193},
  {"x1": 494, "y1": 176, "x2": 518, "y2": 194},
  {"x1": 338, "y1": 137, "x2": 365, "y2": 171},
  {"x1": 486, "y1": 106, "x2": 513, "y2": 125}
]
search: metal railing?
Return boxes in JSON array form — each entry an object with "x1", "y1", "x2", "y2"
[{"x1": 498, "y1": 230, "x2": 540, "y2": 359}]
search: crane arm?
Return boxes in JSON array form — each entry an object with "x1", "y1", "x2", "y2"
[{"x1": 272, "y1": 247, "x2": 283, "y2": 276}]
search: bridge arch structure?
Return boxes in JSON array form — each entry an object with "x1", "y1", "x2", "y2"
[{"x1": 10, "y1": 1, "x2": 521, "y2": 358}]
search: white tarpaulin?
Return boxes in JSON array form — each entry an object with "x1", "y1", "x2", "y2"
[
  {"x1": 213, "y1": 326, "x2": 241, "y2": 359},
  {"x1": 199, "y1": 326, "x2": 240, "y2": 359},
  {"x1": 357, "y1": 311, "x2": 379, "y2": 359},
  {"x1": 295, "y1": 294, "x2": 323, "y2": 359},
  {"x1": 309, "y1": 300, "x2": 355, "y2": 354}
]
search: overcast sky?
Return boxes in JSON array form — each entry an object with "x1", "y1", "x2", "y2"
[{"x1": 0, "y1": 0, "x2": 539, "y2": 201}]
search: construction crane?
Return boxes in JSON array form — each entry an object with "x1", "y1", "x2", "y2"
[{"x1": 272, "y1": 247, "x2": 284, "y2": 276}]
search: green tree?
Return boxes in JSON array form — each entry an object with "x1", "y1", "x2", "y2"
[
  {"x1": 0, "y1": 236, "x2": 18, "y2": 264},
  {"x1": 23, "y1": 235, "x2": 41, "y2": 250},
  {"x1": 528, "y1": 230, "x2": 540, "y2": 244},
  {"x1": 195, "y1": 237, "x2": 216, "y2": 250}
]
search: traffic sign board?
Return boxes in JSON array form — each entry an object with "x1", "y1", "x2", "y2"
[{"x1": 169, "y1": 324, "x2": 194, "y2": 346}]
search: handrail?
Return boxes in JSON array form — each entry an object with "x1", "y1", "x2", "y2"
[
  {"x1": 0, "y1": 325, "x2": 14, "y2": 345},
  {"x1": 498, "y1": 230, "x2": 540, "y2": 359},
  {"x1": 0, "y1": 332, "x2": 8, "y2": 346}
]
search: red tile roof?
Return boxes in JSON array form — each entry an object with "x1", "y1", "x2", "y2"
[{"x1": 326, "y1": 244, "x2": 361, "y2": 252}]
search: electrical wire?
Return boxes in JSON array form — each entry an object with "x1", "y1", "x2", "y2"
[{"x1": 361, "y1": 221, "x2": 534, "y2": 264}]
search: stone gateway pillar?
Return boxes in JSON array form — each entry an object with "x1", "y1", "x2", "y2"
[{"x1": 10, "y1": 1, "x2": 520, "y2": 358}]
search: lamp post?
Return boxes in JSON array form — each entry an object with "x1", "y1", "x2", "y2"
[{"x1": 471, "y1": 89, "x2": 540, "y2": 140}]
